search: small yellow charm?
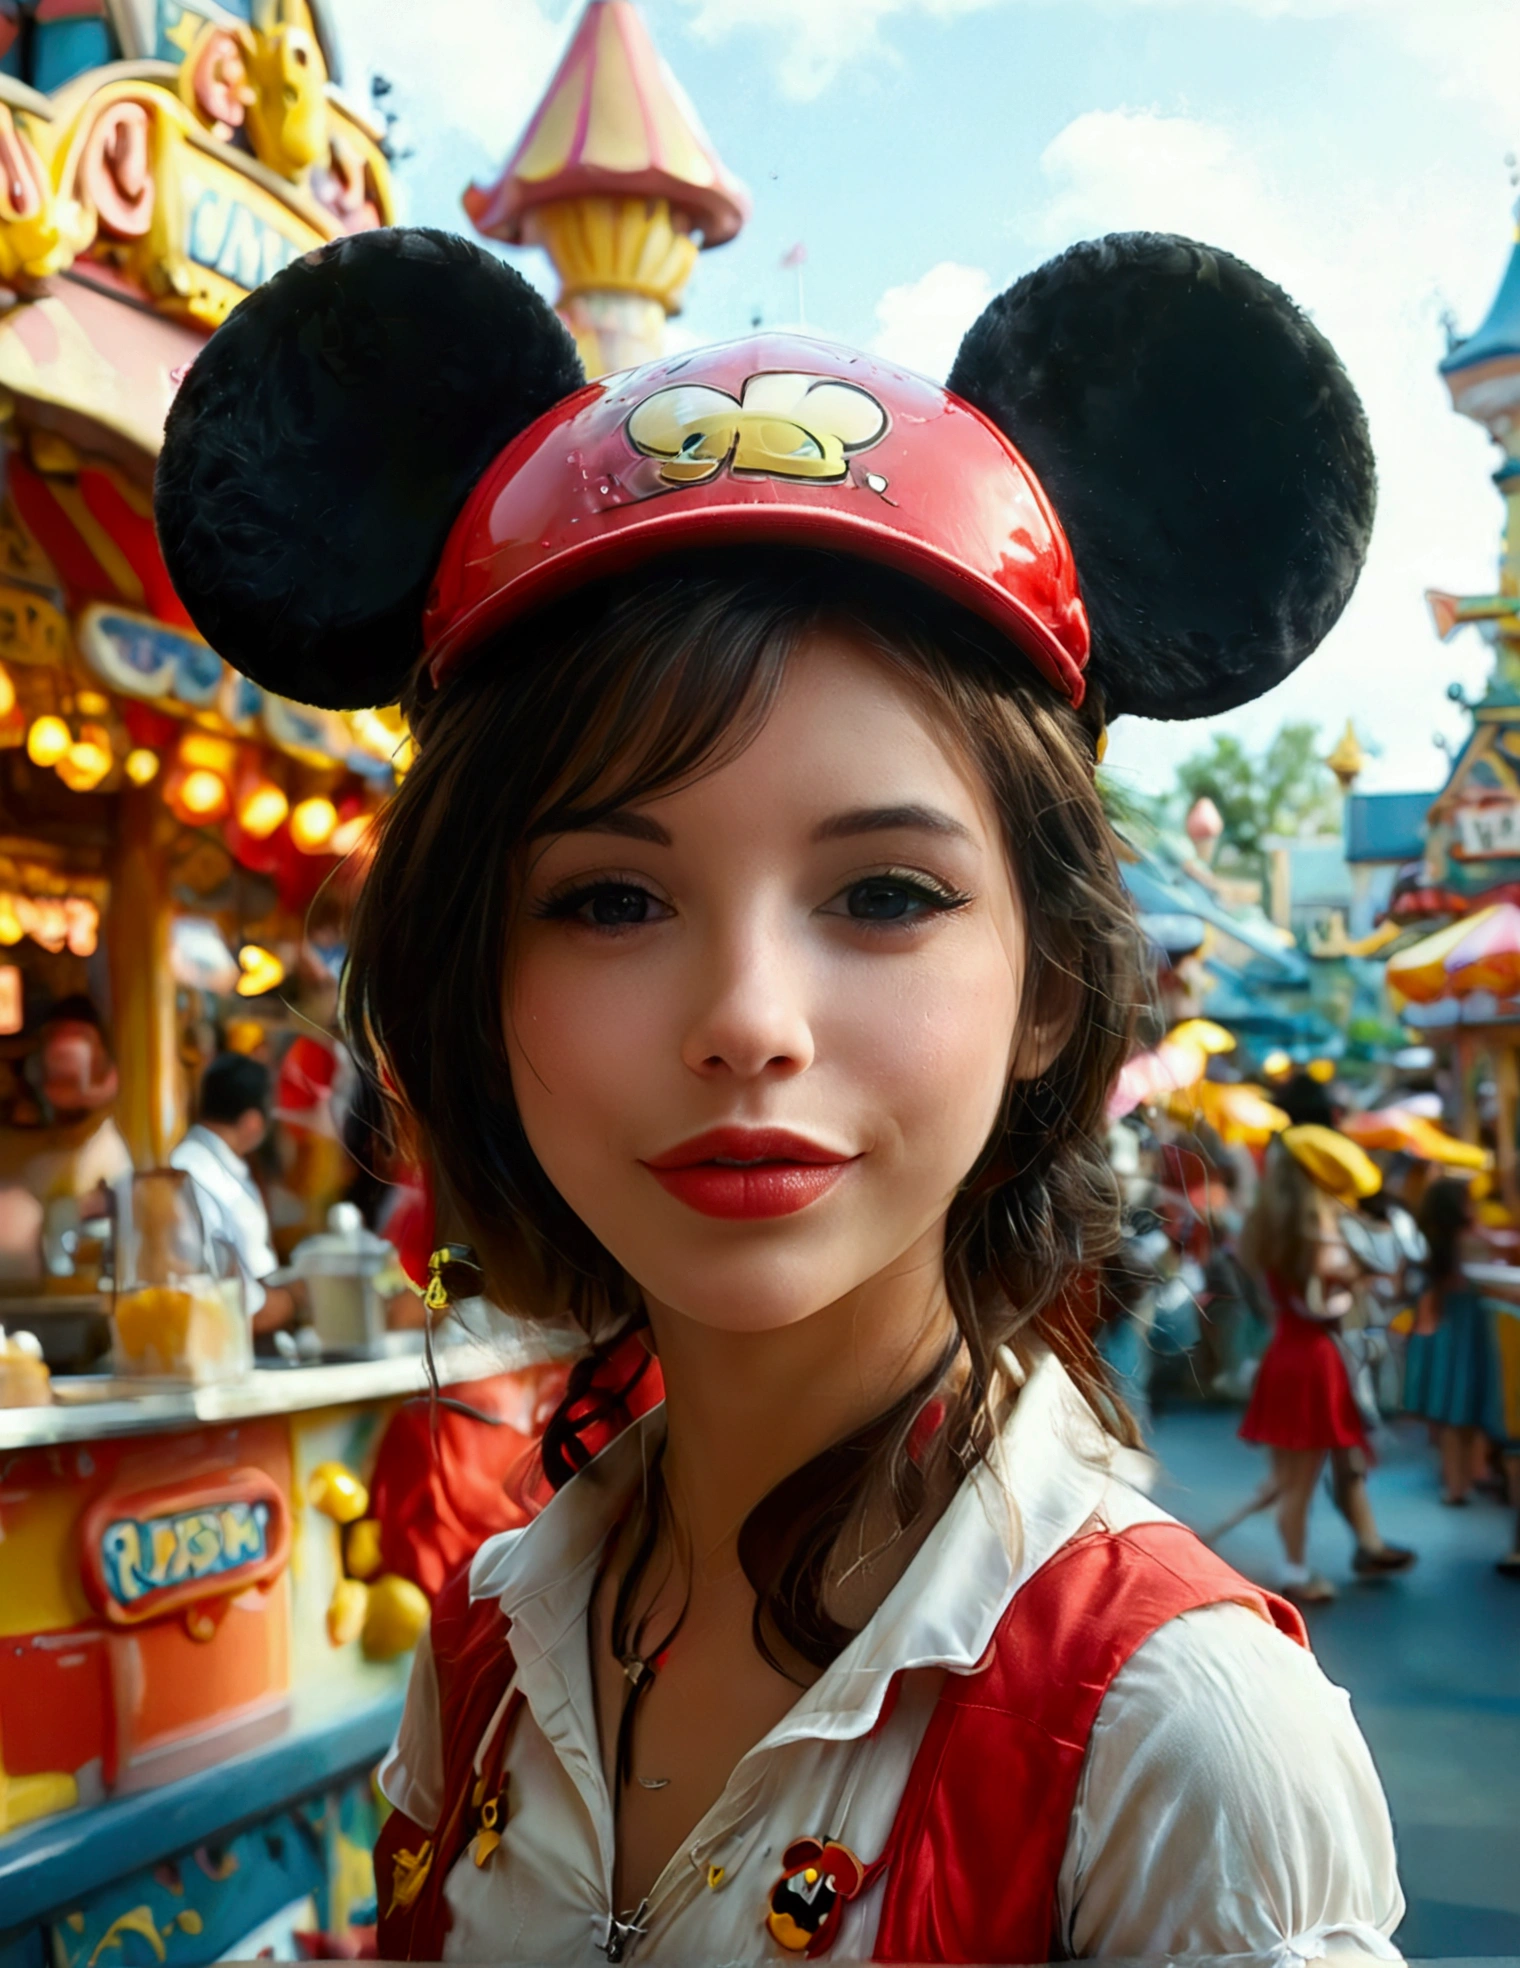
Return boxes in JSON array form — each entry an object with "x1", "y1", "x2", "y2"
[
  {"x1": 388, "y1": 1838, "x2": 433, "y2": 1915},
  {"x1": 471, "y1": 1793, "x2": 503, "y2": 1867},
  {"x1": 426, "y1": 1244, "x2": 482, "y2": 1312},
  {"x1": 707, "y1": 1864, "x2": 726, "y2": 1891}
]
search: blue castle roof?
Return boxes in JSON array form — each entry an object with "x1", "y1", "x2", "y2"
[{"x1": 1442, "y1": 231, "x2": 1520, "y2": 375}]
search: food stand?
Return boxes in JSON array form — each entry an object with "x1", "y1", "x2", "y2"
[
  {"x1": 0, "y1": 1327, "x2": 570, "y2": 1968},
  {"x1": 0, "y1": 6, "x2": 414, "y2": 1960}
]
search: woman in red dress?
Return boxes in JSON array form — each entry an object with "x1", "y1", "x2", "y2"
[{"x1": 1240, "y1": 1125, "x2": 1416, "y2": 1602}]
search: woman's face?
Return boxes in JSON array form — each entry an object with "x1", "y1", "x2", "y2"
[{"x1": 504, "y1": 629, "x2": 1029, "y2": 1334}]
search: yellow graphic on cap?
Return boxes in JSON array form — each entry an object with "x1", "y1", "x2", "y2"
[{"x1": 627, "y1": 373, "x2": 888, "y2": 486}]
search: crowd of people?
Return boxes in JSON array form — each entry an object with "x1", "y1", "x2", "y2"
[{"x1": 1102, "y1": 1065, "x2": 1520, "y2": 1603}]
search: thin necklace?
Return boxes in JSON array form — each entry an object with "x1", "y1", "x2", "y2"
[{"x1": 604, "y1": 1453, "x2": 759, "y2": 1792}]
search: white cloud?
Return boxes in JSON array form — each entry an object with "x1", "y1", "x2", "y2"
[
  {"x1": 674, "y1": 0, "x2": 997, "y2": 100},
  {"x1": 1008, "y1": 106, "x2": 1506, "y2": 798},
  {"x1": 871, "y1": 261, "x2": 992, "y2": 379},
  {"x1": 1122, "y1": 0, "x2": 1520, "y2": 132},
  {"x1": 677, "y1": 0, "x2": 1520, "y2": 128}
]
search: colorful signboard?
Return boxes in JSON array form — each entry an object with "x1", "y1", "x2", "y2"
[{"x1": 80, "y1": 1467, "x2": 289, "y2": 1625}]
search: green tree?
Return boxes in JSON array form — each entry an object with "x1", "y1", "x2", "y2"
[{"x1": 1175, "y1": 722, "x2": 1340, "y2": 873}]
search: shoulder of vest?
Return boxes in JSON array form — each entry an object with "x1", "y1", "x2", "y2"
[{"x1": 949, "y1": 1518, "x2": 1304, "y2": 1710}]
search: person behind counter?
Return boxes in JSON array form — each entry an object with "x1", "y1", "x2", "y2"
[{"x1": 170, "y1": 1053, "x2": 299, "y2": 1335}]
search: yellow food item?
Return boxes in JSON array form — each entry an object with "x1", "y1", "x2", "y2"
[
  {"x1": 308, "y1": 1461, "x2": 370, "y2": 1524},
  {"x1": 0, "y1": 1329, "x2": 50, "y2": 1408},
  {"x1": 111, "y1": 1280, "x2": 247, "y2": 1382},
  {"x1": 326, "y1": 1577, "x2": 369, "y2": 1647},
  {"x1": 361, "y1": 1574, "x2": 430, "y2": 1661},
  {"x1": 113, "y1": 1286, "x2": 193, "y2": 1366},
  {"x1": 345, "y1": 1516, "x2": 384, "y2": 1581}
]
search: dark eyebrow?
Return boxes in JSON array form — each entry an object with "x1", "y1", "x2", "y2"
[
  {"x1": 811, "y1": 804, "x2": 973, "y2": 845},
  {"x1": 529, "y1": 809, "x2": 672, "y2": 845},
  {"x1": 530, "y1": 803, "x2": 971, "y2": 847}
]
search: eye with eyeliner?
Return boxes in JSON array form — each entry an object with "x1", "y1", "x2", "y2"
[
  {"x1": 822, "y1": 866, "x2": 973, "y2": 925},
  {"x1": 529, "y1": 864, "x2": 973, "y2": 932},
  {"x1": 531, "y1": 872, "x2": 672, "y2": 928}
]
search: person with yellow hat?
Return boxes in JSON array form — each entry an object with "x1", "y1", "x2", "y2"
[{"x1": 1235, "y1": 1127, "x2": 1416, "y2": 1604}]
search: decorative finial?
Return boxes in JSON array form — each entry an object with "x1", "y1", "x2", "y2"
[{"x1": 1324, "y1": 719, "x2": 1366, "y2": 791}]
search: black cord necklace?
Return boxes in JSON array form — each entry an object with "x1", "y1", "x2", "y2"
[{"x1": 603, "y1": 1442, "x2": 690, "y2": 1795}]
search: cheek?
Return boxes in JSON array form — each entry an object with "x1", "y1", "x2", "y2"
[
  {"x1": 504, "y1": 943, "x2": 665, "y2": 1165},
  {"x1": 828, "y1": 927, "x2": 1021, "y2": 1170}
]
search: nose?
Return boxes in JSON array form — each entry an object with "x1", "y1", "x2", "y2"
[{"x1": 679, "y1": 908, "x2": 815, "y2": 1083}]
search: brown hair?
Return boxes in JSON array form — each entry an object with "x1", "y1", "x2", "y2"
[
  {"x1": 1416, "y1": 1176, "x2": 1471, "y2": 1292},
  {"x1": 344, "y1": 549, "x2": 1146, "y2": 1674},
  {"x1": 1239, "y1": 1140, "x2": 1320, "y2": 1290}
]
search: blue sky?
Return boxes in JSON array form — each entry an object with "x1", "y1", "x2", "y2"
[{"x1": 326, "y1": 0, "x2": 1520, "y2": 803}]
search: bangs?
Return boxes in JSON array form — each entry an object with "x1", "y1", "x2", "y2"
[{"x1": 520, "y1": 562, "x2": 804, "y2": 841}]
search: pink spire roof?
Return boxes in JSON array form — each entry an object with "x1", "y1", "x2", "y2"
[{"x1": 465, "y1": 0, "x2": 749, "y2": 249}]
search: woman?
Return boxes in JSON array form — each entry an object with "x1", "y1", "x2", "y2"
[
  {"x1": 1240, "y1": 1128, "x2": 1415, "y2": 1604},
  {"x1": 155, "y1": 228, "x2": 1403, "y2": 1962},
  {"x1": 1406, "y1": 1177, "x2": 1503, "y2": 1505}
]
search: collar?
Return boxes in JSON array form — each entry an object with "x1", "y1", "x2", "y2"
[
  {"x1": 469, "y1": 1346, "x2": 1124, "y2": 1754},
  {"x1": 183, "y1": 1122, "x2": 253, "y2": 1183}
]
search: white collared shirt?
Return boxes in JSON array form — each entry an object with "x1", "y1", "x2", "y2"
[
  {"x1": 380, "y1": 1349, "x2": 1404, "y2": 1965},
  {"x1": 168, "y1": 1123, "x2": 278, "y2": 1315}
]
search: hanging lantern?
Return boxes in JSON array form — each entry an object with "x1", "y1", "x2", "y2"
[
  {"x1": 64, "y1": 897, "x2": 99, "y2": 958},
  {"x1": 124, "y1": 747, "x2": 160, "y2": 786},
  {"x1": 0, "y1": 894, "x2": 22, "y2": 945},
  {"x1": 234, "y1": 756, "x2": 290, "y2": 841},
  {"x1": 235, "y1": 944, "x2": 286, "y2": 996},
  {"x1": 18, "y1": 897, "x2": 67, "y2": 953},
  {"x1": 0, "y1": 664, "x2": 15, "y2": 718},
  {"x1": 0, "y1": 964, "x2": 20, "y2": 1036},
  {"x1": 329, "y1": 808, "x2": 374, "y2": 857},
  {"x1": 26, "y1": 715, "x2": 69, "y2": 768},
  {"x1": 178, "y1": 731, "x2": 238, "y2": 776},
  {"x1": 178, "y1": 767, "x2": 230, "y2": 821},
  {"x1": 57, "y1": 723, "x2": 113, "y2": 792},
  {"x1": 290, "y1": 795, "x2": 338, "y2": 853},
  {"x1": 180, "y1": 769, "x2": 229, "y2": 818},
  {"x1": 165, "y1": 731, "x2": 235, "y2": 825}
]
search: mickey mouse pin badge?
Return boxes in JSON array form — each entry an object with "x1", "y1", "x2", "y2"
[{"x1": 764, "y1": 1837, "x2": 867, "y2": 1956}]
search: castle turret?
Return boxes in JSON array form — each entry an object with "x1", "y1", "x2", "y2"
[
  {"x1": 465, "y1": 0, "x2": 748, "y2": 377},
  {"x1": 1430, "y1": 210, "x2": 1520, "y2": 690}
]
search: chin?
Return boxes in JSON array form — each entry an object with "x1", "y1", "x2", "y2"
[{"x1": 622, "y1": 1242, "x2": 872, "y2": 1336}]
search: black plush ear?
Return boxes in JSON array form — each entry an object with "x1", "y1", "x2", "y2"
[
  {"x1": 154, "y1": 227, "x2": 585, "y2": 711},
  {"x1": 947, "y1": 233, "x2": 1375, "y2": 721}
]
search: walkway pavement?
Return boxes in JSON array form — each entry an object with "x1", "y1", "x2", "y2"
[{"x1": 1150, "y1": 1405, "x2": 1520, "y2": 1958}]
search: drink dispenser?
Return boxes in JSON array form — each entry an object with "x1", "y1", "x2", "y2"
[{"x1": 111, "y1": 1169, "x2": 252, "y2": 1382}]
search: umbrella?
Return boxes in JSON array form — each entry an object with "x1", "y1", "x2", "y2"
[
  {"x1": 1108, "y1": 1019, "x2": 1235, "y2": 1121},
  {"x1": 1167, "y1": 1079, "x2": 1289, "y2": 1147},
  {"x1": 1386, "y1": 902, "x2": 1520, "y2": 1004},
  {"x1": 1341, "y1": 1105, "x2": 1492, "y2": 1172}
]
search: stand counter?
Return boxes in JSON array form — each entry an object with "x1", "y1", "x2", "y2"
[{"x1": 0, "y1": 1331, "x2": 566, "y2": 1967}]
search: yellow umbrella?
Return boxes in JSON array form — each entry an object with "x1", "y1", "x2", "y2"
[
  {"x1": 1166, "y1": 1078, "x2": 1289, "y2": 1147},
  {"x1": 1282, "y1": 1124, "x2": 1382, "y2": 1206},
  {"x1": 1166, "y1": 1018, "x2": 1236, "y2": 1055},
  {"x1": 1341, "y1": 1106, "x2": 1492, "y2": 1172}
]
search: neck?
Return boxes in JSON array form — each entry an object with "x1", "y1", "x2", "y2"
[
  {"x1": 643, "y1": 1223, "x2": 956, "y2": 1564},
  {"x1": 200, "y1": 1119, "x2": 244, "y2": 1157}
]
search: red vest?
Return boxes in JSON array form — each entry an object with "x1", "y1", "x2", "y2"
[{"x1": 376, "y1": 1520, "x2": 1305, "y2": 1963}]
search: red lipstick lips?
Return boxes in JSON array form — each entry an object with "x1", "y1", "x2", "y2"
[{"x1": 643, "y1": 1126, "x2": 854, "y2": 1220}]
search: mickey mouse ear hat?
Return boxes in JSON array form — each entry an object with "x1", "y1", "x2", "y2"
[{"x1": 155, "y1": 226, "x2": 1374, "y2": 719}]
